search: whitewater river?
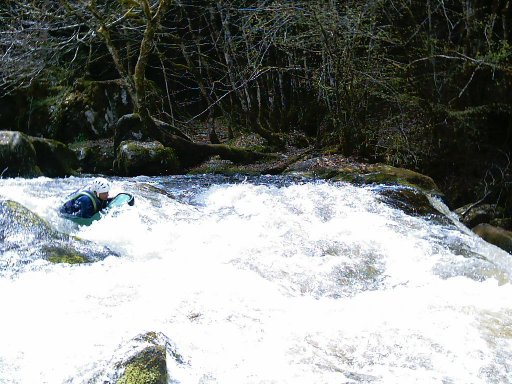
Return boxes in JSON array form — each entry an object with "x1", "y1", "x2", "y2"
[{"x1": 0, "y1": 174, "x2": 511, "y2": 383}]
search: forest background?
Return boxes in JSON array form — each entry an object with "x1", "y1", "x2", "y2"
[{"x1": 0, "y1": 0, "x2": 511, "y2": 214}]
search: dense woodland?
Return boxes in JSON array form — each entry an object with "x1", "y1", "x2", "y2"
[{"x1": 0, "y1": 0, "x2": 511, "y2": 211}]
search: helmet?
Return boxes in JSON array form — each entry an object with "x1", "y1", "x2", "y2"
[{"x1": 90, "y1": 177, "x2": 111, "y2": 194}]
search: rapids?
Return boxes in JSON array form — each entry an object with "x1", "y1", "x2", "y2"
[{"x1": 0, "y1": 174, "x2": 511, "y2": 383}]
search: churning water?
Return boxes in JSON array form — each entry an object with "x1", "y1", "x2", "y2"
[{"x1": 1, "y1": 175, "x2": 511, "y2": 383}]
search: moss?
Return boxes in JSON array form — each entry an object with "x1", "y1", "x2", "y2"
[
  {"x1": 47, "y1": 254, "x2": 88, "y2": 264},
  {"x1": 3, "y1": 200, "x2": 55, "y2": 233},
  {"x1": 44, "y1": 246, "x2": 89, "y2": 264},
  {"x1": 115, "y1": 140, "x2": 180, "y2": 176},
  {"x1": 328, "y1": 165, "x2": 442, "y2": 196},
  {"x1": 117, "y1": 346, "x2": 167, "y2": 384}
]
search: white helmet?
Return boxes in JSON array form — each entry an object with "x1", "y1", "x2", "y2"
[{"x1": 90, "y1": 177, "x2": 111, "y2": 194}]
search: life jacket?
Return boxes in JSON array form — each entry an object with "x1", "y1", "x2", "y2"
[{"x1": 61, "y1": 189, "x2": 101, "y2": 217}]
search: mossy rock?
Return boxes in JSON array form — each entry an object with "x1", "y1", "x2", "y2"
[
  {"x1": 104, "y1": 331, "x2": 185, "y2": 384},
  {"x1": 285, "y1": 155, "x2": 443, "y2": 197},
  {"x1": 30, "y1": 136, "x2": 79, "y2": 177},
  {"x1": 114, "y1": 140, "x2": 181, "y2": 176},
  {"x1": 0, "y1": 199, "x2": 59, "y2": 238},
  {"x1": 187, "y1": 156, "x2": 260, "y2": 175},
  {"x1": 49, "y1": 80, "x2": 132, "y2": 142},
  {"x1": 69, "y1": 138, "x2": 115, "y2": 174},
  {"x1": 0, "y1": 131, "x2": 42, "y2": 178},
  {"x1": 43, "y1": 245, "x2": 90, "y2": 264},
  {"x1": 0, "y1": 199, "x2": 117, "y2": 266},
  {"x1": 375, "y1": 186, "x2": 451, "y2": 223},
  {"x1": 117, "y1": 345, "x2": 167, "y2": 384}
]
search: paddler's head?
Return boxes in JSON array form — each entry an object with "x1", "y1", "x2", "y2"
[{"x1": 90, "y1": 177, "x2": 111, "y2": 201}]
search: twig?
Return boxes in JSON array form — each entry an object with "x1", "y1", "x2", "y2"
[{"x1": 460, "y1": 191, "x2": 491, "y2": 217}]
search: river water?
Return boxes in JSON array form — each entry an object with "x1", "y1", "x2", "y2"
[{"x1": 0, "y1": 174, "x2": 511, "y2": 383}]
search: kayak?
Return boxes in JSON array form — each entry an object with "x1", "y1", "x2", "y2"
[{"x1": 59, "y1": 192, "x2": 135, "y2": 226}]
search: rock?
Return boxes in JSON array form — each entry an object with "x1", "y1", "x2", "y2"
[
  {"x1": 114, "y1": 140, "x2": 180, "y2": 176},
  {"x1": 375, "y1": 186, "x2": 448, "y2": 223},
  {"x1": 285, "y1": 155, "x2": 443, "y2": 197},
  {"x1": 0, "y1": 131, "x2": 42, "y2": 178},
  {"x1": 49, "y1": 80, "x2": 132, "y2": 142},
  {"x1": 113, "y1": 114, "x2": 150, "y2": 154},
  {"x1": 69, "y1": 138, "x2": 115, "y2": 174},
  {"x1": 455, "y1": 203, "x2": 505, "y2": 229},
  {"x1": 117, "y1": 344, "x2": 167, "y2": 384},
  {"x1": 90, "y1": 332, "x2": 185, "y2": 384},
  {"x1": 472, "y1": 223, "x2": 512, "y2": 254},
  {"x1": 30, "y1": 136, "x2": 79, "y2": 177},
  {"x1": 0, "y1": 199, "x2": 117, "y2": 270},
  {"x1": 490, "y1": 217, "x2": 512, "y2": 230}
]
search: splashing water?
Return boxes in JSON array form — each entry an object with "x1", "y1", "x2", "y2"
[{"x1": 0, "y1": 175, "x2": 511, "y2": 383}]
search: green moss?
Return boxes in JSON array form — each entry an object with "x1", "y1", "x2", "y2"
[
  {"x1": 117, "y1": 346, "x2": 167, "y2": 384},
  {"x1": 44, "y1": 246, "x2": 90, "y2": 264},
  {"x1": 118, "y1": 365, "x2": 163, "y2": 384},
  {"x1": 328, "y1": 164, "x2": 442, "y2": 196},
  {"x1": 4, "y1": 200, "x2": 54, "y2": 232}
]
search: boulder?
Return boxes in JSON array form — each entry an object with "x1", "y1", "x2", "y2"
[
  {"x1": 69, "y1": 138, "x2": 115, "y2": 174},
  {"x1": 30, "y1": 136, "x2": 79, "y2": 177},
  {"x1": 472, "y1": 223, "x2": 512, "y2": 254},
  {"x1": 117, "y1": 344, "x2": 167, "y2": 384},
  {"x1": 92, "y1": 331, "x2": 184, "y2": 384},
  {"x1": 285, "y1": 155, "x2": 443, "y2": 197},
  {"x1": 375, "y1": 186, "x2": 449, "y2": 224},
  {"x1": 49, "y1": 80, "x2": 132, "y2": 142},
  {"x1": 0, "y1": 199, "x2": 117, "y2": 269},
  {"x1": 114, "y1": 140, "x2": 180, "y2": 176},
  {"x1": 455, "y1": 203, "x2": 505, "y2": 229},
  {"x1": 0, "y1": 131, "x2": 42, "y2": 178}
]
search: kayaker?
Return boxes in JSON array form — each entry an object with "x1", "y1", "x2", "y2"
[{"x1": 59, "y1": 177, "x2": 112, "y2": 218}]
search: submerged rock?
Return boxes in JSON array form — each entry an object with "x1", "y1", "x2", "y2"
[
  {"x1": 0, "y1": 199, "x2": 117, "y2": 269},
  {"x1": 375, "y1": 186, "x2": 450, "y2": 223}
]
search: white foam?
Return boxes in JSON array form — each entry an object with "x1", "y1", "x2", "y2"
[{"x1": 1, "y1": 177, "x2": 511, "y2": 383}]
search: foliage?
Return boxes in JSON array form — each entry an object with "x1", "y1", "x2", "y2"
[{"x1": 1, "y1": 0, "x2": 511, "y2": 205}]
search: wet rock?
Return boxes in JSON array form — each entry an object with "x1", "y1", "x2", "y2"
[
  {"x1": 90, "y1": 332, "x2": 184, "y2": 384},
  {"x1": 455, "y1": 204, "x2": 505, "y2": 229},
  {"x1": 490, "y1": 217, "x2": 512, "y2": 231},
  {"x1": 285, "y1": 155, "x2": 443, "y2": 197},
  {"x1": 0, "y1": 131, "x2": 42, "y2": 178},
  {"x1": 114, "y1": 140, "x2": 180, "y2": 176},
  {"x1": 117, "y1": 345, "x2": 167, "y2": 384},
  {"x1": 0, "y1": 199, "x2": 117, "y2": 268},
  {"x1": 472, "y1": 223, "x2": 512, "y2": 254},
  {"x1": 30, "y1": 136, "x2": 79, "y2": 177},
  {"x1": 375, "y1": 186, "x2": 448, "y2": 223},
  {"x1": 69, "y1": 138, "x2": 115, "y2": 174}
]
